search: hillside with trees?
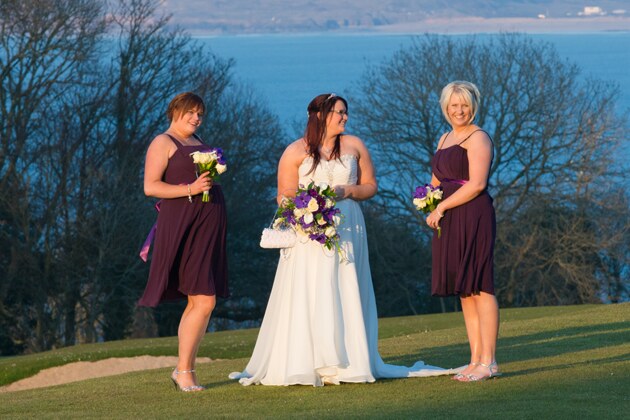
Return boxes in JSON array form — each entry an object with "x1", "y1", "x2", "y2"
[{"x1": 157, "y1": 0, "x2": 630, "y2": 34}]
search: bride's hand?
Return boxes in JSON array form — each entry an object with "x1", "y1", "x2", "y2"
[{"x1": 333, "y1": 185, "x2": 347, "y2": 199}]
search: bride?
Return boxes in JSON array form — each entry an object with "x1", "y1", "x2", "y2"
[{"x1": 230, "y1": 93, "x2": 460, "y2": 386}]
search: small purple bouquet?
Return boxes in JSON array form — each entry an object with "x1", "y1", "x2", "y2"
[
  {"x1": 275, "y1": 182, "x2": 343, "y2": 253},
  {"x1": 413, "y1": 184, "x2": 444, "y2": 237},
  {"x1": 190, "y1": 148, "x2": 227, "y2": 202}
]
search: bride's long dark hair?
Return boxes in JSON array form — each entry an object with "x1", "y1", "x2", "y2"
[{"x1": 304, "y1": 93, "x2": 348, "y2": 174}]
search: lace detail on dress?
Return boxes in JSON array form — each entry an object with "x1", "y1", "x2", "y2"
[{"x1": 299, "y1": 154, "x2": 358, "y2": 186}]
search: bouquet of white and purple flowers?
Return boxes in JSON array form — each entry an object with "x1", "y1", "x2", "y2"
[
  {"x1": 413, "y1": 184, "x2": 444, "y2": 237},
  {"x1": 190, "y1": 148, "x2": 227, "y2": 202},
  {"x1": 274, "y1": 182, "x2": 343, "y2": 254}
]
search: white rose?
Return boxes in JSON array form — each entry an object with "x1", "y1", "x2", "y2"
[
  {"x1": 325, "y1": 198, "x2": 334, "y2": 208},
  {"x1": 318, "y1": 182, "x2": 329, "y2": 190},
  {"x1": 303, "y1": 213, "x2": 314, "y2": 224},
  {"x1": 317, "y1": 215, "x2": 327, "y2": 226},
  {"x1": 216, "y1": 163, "x2": 227, "y2": 174},
  {"x1": 413, "y1": 198, "x2": 427, "y2": 209},
  {"x1": 433, "y1": 190, "x2": 443, "y2": 200},
  {"x1": 307, "y1": 197, "x2": 319, "y2": 212},
  {"x1": 325, "y1": 226, "x2": 336, "y2": 237},
  {"x1": 190, "y1": 151, "x2": 201, "y2": 163},
  {"x1": 293, "y1": 208, "x2": 305, "y2": 218}
]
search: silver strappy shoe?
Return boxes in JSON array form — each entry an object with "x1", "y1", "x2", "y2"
[
  {"x1": 462, "y1": 361, "x2": 502, "y2": 382},
  {"x1": 170, "y1": 368, "x2": 205, "y2": 392},
  {"x1": 452, "y1": 362, "x2": 479, "y2": 381}
]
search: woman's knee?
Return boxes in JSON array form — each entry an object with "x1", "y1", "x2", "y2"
[{"x1": 190, "y1": 295, "x2": 216, "y2": 316}]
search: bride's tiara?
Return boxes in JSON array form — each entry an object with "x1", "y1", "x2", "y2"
[{"x1": 307, "y1": 93, "x2": 338, "y2": 117}]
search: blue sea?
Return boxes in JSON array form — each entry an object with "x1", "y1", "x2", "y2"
[{"x1": 199, "y1": 32, "x2": 630, "y2": 132}]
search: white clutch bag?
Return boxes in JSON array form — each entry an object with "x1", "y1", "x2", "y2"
[{"x1": 260, "y1": 227, "x2": 296, "y2": 249}]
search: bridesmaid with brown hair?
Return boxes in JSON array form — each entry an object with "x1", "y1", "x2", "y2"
[
  {"x1": 426, "y1": 81, "x2": 501, "y2": 381},
  {"x1": 139, "y1": 92, "x2": 229, "y2": 391}
]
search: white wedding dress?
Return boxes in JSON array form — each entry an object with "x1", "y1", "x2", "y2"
[{"x1": 229, "y1": 155, "x2": 461, "y2": 386}]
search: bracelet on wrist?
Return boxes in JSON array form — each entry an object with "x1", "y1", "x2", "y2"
[
  {"x1": 187, "y1": 184, "x2": 192, "y2": 203},
  {"x1": 436, "y1": 205, "x2": 444, "y2": 218}
]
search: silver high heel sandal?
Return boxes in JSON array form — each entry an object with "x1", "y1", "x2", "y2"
[
  {"x1": 170, "y1": 369, "x2": 205, "y2": 392},
  {"x1": 452, "y1": 362, "x2": 479, "y2": 381},
  {"x1": 463, "y1": 361, "x2": 502, "y2": 382}
]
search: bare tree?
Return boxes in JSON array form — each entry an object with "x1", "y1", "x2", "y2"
[
  {"x1": 0, "y1": 0, "x2": 286, "y2": 354},
  {"x1": 73, "y1": 0, "x2": 234, "y2": 343},
  {"x1": 0, "y1": 0, "x2": 106, "y2": 353},
  {"x1": 199, "y1": 83, "x2": 285, "y2": 323},
  {"x1": 351, "y1": 34, "x2": 629, "y2": 311}
]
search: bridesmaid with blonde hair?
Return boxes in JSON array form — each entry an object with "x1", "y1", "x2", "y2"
[{"x1": 426, "y1": 81, "x2": 501, "y2": 381}]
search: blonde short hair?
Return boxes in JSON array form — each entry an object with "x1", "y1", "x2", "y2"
[{"x1": 439, "y1": 81, "x2": 481, "y2": 125}]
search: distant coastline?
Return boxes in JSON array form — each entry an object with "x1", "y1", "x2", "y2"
[
  {"x1": 179, "y1": 17, "x2": 630, "y2": 36},
  {"x1": 368, "y1": 17, "x2": 630, "y2": 35}
]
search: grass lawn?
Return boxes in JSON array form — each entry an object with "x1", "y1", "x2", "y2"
[{"x1": 0, "y1": 303, "x2": 628, "y2": 419}]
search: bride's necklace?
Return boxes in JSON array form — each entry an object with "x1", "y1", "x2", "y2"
[
  {"x1": 320, "y1": 140, "x2": 335, "y2": 156},
  {"x1": 321, "y1": 157, "x2": 337, "y2": 185},
  {"x1": 319, "y1": 139, "x2": 337, "y2": 184}
]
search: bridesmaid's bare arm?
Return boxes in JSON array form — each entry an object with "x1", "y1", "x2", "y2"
[{"x1": 144, "y1": 134, "x2": 210, "y2": 199}]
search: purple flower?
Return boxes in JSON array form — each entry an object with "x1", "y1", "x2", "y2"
[
  {"x1": 282, "y1": 209, "x2": 296, "y2": 225},
  {"x1": 309, "y1": 233, "x2": 327, "y2": 244},
  {"x1": 413, "y1": 184, "x2": 441, "y2": 199},
  {"x1": 294, "y1": 191, "x2": 311, "y2": 209},
  {"x1": 413, "y1": 185, "x2": 428, "y2": 199},
  {"x1": 322, "y1": 210, "x2": 334, "y2": 223}
]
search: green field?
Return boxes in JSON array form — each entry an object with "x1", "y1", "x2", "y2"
[{"x1": 0, "y1": 304, "x2": 628, "y2": 419}]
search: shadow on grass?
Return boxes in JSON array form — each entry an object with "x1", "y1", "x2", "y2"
[
  {"x1": 384, "y1": 321, "x2": 629, "y2": 368},
  {"x1": 201, "y1": 379, "x2": 235, "y2": 389},
  {"x1": 506, "y1": 352, "x2": 630, "y2": 377}
]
